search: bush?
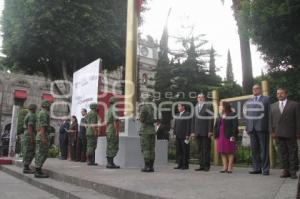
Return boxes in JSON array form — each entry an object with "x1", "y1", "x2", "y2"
[{"x1": 48, "y1": 145, "x2": 59, "y2": 158}]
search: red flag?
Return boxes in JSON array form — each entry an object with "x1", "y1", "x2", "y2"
[{"x1": 137, "y1": 0, "x2": 143, "y2": 16}]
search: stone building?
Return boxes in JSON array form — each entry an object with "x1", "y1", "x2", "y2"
[
  {"x1": 0, "y1": 71, "x2": 59, "y2": 136},
  {"x1": 102, "y1": 35, "x2": 159, "y2": 99},
  {"x1": 137, "y1": 36, "x2": 159, "y2": 98}
]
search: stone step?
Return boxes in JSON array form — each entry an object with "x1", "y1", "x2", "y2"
[
  {"x1": 12, "y1": 159, "x2": 163, "y2": 199},
  {"x1": 0, "y1": 165, "x2": 116, "y2": 199}
]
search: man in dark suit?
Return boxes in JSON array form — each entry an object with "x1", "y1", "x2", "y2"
[
  {"x1": 59, "y1": 119, "x2": 70, "y2": 160},
  {"x1": 191, "y1": 94, "x2": 214, "y2": 171},
  {"x1": 270, "y1": 88, "x2": 300, "y2": 179},
  {"x1": 245, "y1": 84, "x2": 270, "y2": 175},
  {"x1": 173, "y1": 104, "x2": 192, "y2": 170}
]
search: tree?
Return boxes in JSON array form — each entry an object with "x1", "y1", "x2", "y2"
[
  {"x1": 153, "y1": 9, "x2": 173, "y2": 132},
  {"x1": 248, "y1": 0, "x2": 300, "y2": 71},
  {"x1": 169, "y1": 35, "x2": 222, "y2": 101},
  {"x1": 232, "y1": 0, "x2": 253, "y2": 94},
  {"x1": 226, "y1": 50, "x2": 234, "y2": 82},
  {"x1": 245, "y1": 0, "x2": 300, "y2": 100},
  {"x1": 219, "y1": 81, "x2": 243, "y2": 99},
  {"x1": 154, "y1": 8, "x2": 173, "y2": 102},
  {"x1": 220, "y1": 49, "x2": 243, "y2": 99},
  {"x1": 209, "y1": 46, "x2": 216, "y2": 75},
  {"x1": 171, "y1": 36, "x2": 207, "y2": 99},
  {"x1": 1, "y1": 0, "x2": 127, "y2": 80}
]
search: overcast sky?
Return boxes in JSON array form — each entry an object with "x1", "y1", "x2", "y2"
[
  {"x1": 0, "y1": 0, "x2": 4, "y2": 57},
  {"x1": 141, "y1": 0, "x2": 267, "y2": 84},
  {"x1": 0, "y1": 0, "x2": 266, "y2": 84}
]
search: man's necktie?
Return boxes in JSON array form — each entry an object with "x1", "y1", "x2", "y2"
[
  {"x1": 199, "y1": 104, "x2": 203, "y2": 113},
  {"x1": 280, "y1": 101, "x2": 284, "y2": 114}
]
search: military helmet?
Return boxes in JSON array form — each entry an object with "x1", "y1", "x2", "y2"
[
  {"x1": 89, "y1": 103, "x2": 98, "y2": 110},
  {"x1": 28, "y1": 104, "x2": 37, "y2": 110},
  {"x1": 109, "y1": 97, "x2": 118, "y2": 104},
  {"x1": 41, "y1": 100, "x2": 50, "y2": 108}
]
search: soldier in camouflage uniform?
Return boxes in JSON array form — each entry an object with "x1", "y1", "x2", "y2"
[
  {"x1": 22, "y1": 104, "x2": 37, "y2": 174},
  {"x1": 139, "y1": 97, "x2": 156, "y2": 172},
  {"x1": 17, "y1": 107, "x2": 29, "y2": 157},
  {"x1": 106, "y1": 97, "x2": 120, "y2": 169},
  {"x1": 34, "y1": 100, "x2": 50, "y2": 178},
  {"x1": 86, "y1": 103, "x2": 100, "y2": 166}
]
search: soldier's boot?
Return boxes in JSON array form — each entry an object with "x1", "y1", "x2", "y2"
[
  {"x1": 111, "y1": 157, "x2": 120, "y2": 169},
  {"x1": 149, "y1": 160, "x2": 154, "y2": 172},
  {"x1": 91, "y1": 153, "x2": 98, "y2": 166},
  {"x1": 34, "y1": 167, "x2": 49, "y2": 178},
  {"x1": 23, "y1": 165, "x2": 35, "y2": 174},
  {"x1": 141, "y1": 161, "x2": 151, "y2": 172},
  {"x1": 106, "y1": 157, "x2": 114, "y2": 169},
  {"x1": 87, "y1": 154, "x2": 98, "y2": 166}
]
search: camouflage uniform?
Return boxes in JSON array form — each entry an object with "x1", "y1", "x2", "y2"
[
  {"x1": 17, "y1": 108, "x2": 29, "y2": 156},
  {"x1": 139, "y1": 103, "x2": 156, "y2": 172},
  {"x1": 106, "y1": 97, "x2": 120, "y2": 169},
  {"x1": 86, "y1": 103, "x2": 99, "y2": 165},
  {"x1": 34, "y1": 100, "x2": 50, "y2": 178},
  {"x1": 22, "y1": 104, "x2": 37, "y2": 174}
]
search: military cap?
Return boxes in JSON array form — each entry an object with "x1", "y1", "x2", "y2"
[
  {"x1": 89, "y1": 103, "x2": 98, "y2": 110},
  {"x1": 28, "y1": 104, "x2": 37, "y2": 110},
  {"x1": 41, "y1": 100, "x2": 50, "y2": 107}
]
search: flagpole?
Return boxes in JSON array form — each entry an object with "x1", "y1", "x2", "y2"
[{"x1": 124, "y1": 0, "x2": 138, "y2": 117}]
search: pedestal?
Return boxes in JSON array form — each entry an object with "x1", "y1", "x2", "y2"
[{"x1": 95, "y1": 118, "x2": 168, "y2": 168}]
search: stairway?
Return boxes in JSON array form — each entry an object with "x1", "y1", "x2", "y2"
[{"x1": 0, "y1": 159, "x2": 162, "y2": 199}]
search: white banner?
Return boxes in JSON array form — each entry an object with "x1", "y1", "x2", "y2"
[{"x1": 71, "y1": 59, "x2": 101, "y2": 122}]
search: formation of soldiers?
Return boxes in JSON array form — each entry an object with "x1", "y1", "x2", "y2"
[
  {"x1": 84, "y1": 96, "x2": 156, "y2": 172},
  {"x1": 21, "y1": 96, "x2": 157, "y2": 177},
  {"x1": 22, "y1": 100, "x2": 51, "y2": 178}
]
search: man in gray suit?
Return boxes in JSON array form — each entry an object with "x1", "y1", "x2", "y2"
[
  {"x1": 191, "y1": 94, "x2": 214, "y2": 171},
  {"x1": 245, "y1": 84, "x2": 270, "y2": 175},
  {"x1": 270, "y1": 88, "x2": 300, "y2": 179}
]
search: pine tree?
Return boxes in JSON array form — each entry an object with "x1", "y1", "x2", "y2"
[
  {"x1": 226, "y1": 50, "x2": 234, "y2": 82},
  {"x1": 154, "y1": 8, "x2": 172, "y2": 102},
  {"x1": 209, "y1": 46, "x2": 216, "y2": 75},
  {"x1": 170, "y1": 35, "x2": 223, "y2": 100}
]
